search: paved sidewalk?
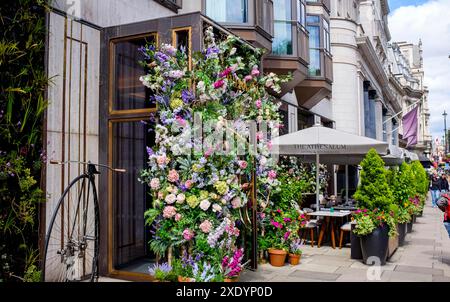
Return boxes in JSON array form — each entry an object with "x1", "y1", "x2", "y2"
[{"x1": 241, "y1": 197, "x2": 450, "y2": 282}]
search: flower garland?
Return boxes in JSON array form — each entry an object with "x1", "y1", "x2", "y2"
[{"x1": 139, "y1": 27, "x2": 290, "y2": 280}]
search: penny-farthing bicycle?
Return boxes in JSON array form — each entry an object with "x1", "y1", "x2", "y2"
[{"x1": 41, "y1": 160, "x2": 125, "y2": 282}]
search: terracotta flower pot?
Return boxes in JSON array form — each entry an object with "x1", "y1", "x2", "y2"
[
  {"x1": 178, "y1": 276, "x2": 195, "y2": 282},
  {"x1": 268, "y1": 248, "x2": 287, "y2": 267},
  {"x1": 224, "y1": 277, "x2": 239, "y2": 282},
  {"x1": 289, "y1": 253, "x2": 301, "y2": 265}
]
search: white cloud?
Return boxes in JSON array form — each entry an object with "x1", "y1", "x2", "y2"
[{"x1": 389, "y1": 0, "x2": 450, "y2": 141}]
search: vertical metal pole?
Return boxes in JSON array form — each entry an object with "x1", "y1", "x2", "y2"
[
  {"x1": 316, "y1": 153, "x2": 320, "y2": 211},
  {"x1": 345, "y1": 165, "x2": 349, "y2": 203}
]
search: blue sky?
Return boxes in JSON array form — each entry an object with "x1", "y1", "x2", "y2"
[
  {"x1": 389, "y1": 0, "x2": 428, "y2": 10},
  {"x1": 388, "y1": 0, "x2": 450, "y2": 144}
]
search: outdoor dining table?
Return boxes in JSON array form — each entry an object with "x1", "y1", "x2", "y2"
[{"x1": 307, "y1": 210, "x2": 352, "y2": 249}]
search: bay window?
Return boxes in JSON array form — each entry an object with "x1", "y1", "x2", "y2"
[
  {"x1": 205, "y1": 0, "x2": 248, "y2": 23},
  {"x1": 307, "y1": 15, "x2": 321, "y2": 76},
  {"x1": 273, "y1": 0, "x2": 293, "y2": 55}
]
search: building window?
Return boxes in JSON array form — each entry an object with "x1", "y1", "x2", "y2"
[
  {"x1": 307, "y1": 15, "x2": 321, "y2": 76},
  {"x1": 205, "y1": 0, "x2": 248, "y2": 23},
  {"x1": 297, "y1": 0, "x2": 306, "y2": 28},
  {"x1": 112, "y1": 35, "x2": 157, "y2": 112},
  {"x1": 273, "y1": 0, "x2": 293, "y2": 55},
  {"x1": 323, "y1": 18, "x2": 330, "y2": 53}
]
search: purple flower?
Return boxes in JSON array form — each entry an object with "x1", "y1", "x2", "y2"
[{"x1": 181, "y1": 89, "x2": 195, "y2": 104}]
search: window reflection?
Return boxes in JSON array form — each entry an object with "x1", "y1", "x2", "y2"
[
  {"x1": 205, "y1": 0, "x2": 248, "y2": 23},
  {"x1": 112, "y1": 120, "x2": 155, "y2": 271},
  {"x1": 307, "y1": 16, "x2": 321, "y2": 76},
  {"x1": 113, "y1": 35, "x2": 156, "y2": 111},
  {"x1": 273, "y1": 0, "x2": 293, "y2": 55}
]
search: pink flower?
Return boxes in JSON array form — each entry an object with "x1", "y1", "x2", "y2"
[
  {"x1": 267, "y1": 140, "x2": 273, "y2": 150},
  {"x1": 175, "y1": 213, "x2": 182, "y2": 222},
  {"x1": 176, "y1": 116, "x2": 187, "y2": 127},
  {"x1": 256, "y1": 131, "x2": 264, "y2": 141},
  {"x1": 244, "y1": 75, "x2": 253, "y2": 82},
  {"x1": 219, "y1": 67, "x2": 233, "y2": 78},
  {"x1": 231, "y1": 197, "x2": 242, "y2": 209},
  {"x1": 183, "y1": 229, "x2": 194, "y2": 240},
  {"x1": 214, "y1": 80, "x2": 225, "y2": 89},
  {"x1": 238, "y1": 160, "x2": 248, "y2": 169},
  {"x1": 255, "y1": 99, "x2": 262, "y2": 109},
  {"x1": 165, "y1": 194, "x2": 176, "y2": 204},
  {"x1": 204, "y1": 147, "x2": 214, "y2": 158},
  {"x1": 163, "y1": 206, "x2": 177, "y2": 219},
  {"x1": 199, "y1": 220, "x2": 213, "y2": 233},
  {"x1": 167, "y1": 169, "x2": 179, "y2": 183},
  {"x1": 251, "y1": 68, "x2": 260, "y2": 77},
  {"x1": 157, "y1": 155, "x2": 167, "y2": 166},
  {"x1": 284, "y1": 231, "x2": 291, "y2": 240},
  {"x1": 268, "y1": 170, "x2": 277, "y2": 179},
  {"x1": 184, "y1": 180, "x2": 193, "y2": 189},
  {"x1": 149, "y1": 178, "x2": 160, "y2": 190},
  {"x1": 260, "y1": 213, "x2": 266, "y2": 219},
  {"x1": 288, "y1": 169, "x2": 294, "y2": 175}
]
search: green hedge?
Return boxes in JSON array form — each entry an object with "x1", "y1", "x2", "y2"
[{"x1": 0, "y1": 0, "x2": 48, "y2": 282}]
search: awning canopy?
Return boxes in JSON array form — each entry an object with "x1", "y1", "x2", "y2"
[
  {"x1": 271, "y1": 124, "x2": 389, "y2": 156},
  {"x1": 271, "y1": 124, "x2": 390, "y2": 210}
]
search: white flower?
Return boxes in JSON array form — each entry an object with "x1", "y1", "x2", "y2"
[
  {"x1": 230, "y1": 47, "x2": 237, "y2": 56},
  {"x1": 259, "y1": 156, "x2": 267, "y2": 166},
  {"x1": 200, "y1": 199, "x2": 211, "y2": 211},
  {"x1": 165, "y1": 194, "x2": 177, "y2": 204},
  {"x1": 212, "y1": 204, "x2": 222, "y2": 213},
  {"x1": 197, "y1": 81, "x2": 206, "y2": 93},
  {"x1": 176, "y1": 193, "x2": 186, "y2": 204}
]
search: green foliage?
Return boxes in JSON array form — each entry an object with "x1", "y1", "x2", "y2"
[
  {"x1": 353, "y1": 214, "x2": 376, "y2": 236},
  {"x1": 354, "y1": 149, "x2": 393, "y2": 211},
  {"x1": 0, "y1": 0, "x2": 48, "y2": 282},
  {"x1": 411, "y1": 161, "x2": 428, "y2": 198},
  {"x1": 389, "y1": 163, "x2": 416, "y2": 206}
]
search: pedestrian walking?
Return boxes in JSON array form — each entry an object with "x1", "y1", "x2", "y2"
[
  {"x1": 438, "y1": 193, "x2": 450, "y2": 237},
  {"x1": 440, "y1": 173, "x2": 449, "y2": 193},
  {"x1": 430, "y1": 172, "x2": 441, "y2": 208}
]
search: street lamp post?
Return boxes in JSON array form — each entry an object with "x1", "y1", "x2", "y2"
[{"x1": 444, "y1": 111, "x2": 448, "y2": 155}]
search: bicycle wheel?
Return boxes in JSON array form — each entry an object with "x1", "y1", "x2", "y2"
[{"x1": 42, "y1": 173, "x2": 99, "y2": 282}]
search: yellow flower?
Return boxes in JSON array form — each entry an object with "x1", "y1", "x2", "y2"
[
  {"x1": 214, "y1": 181, "x2": 229, "y2": 195},
  {"x1": 187, "y1": 195, "x2": 199, "y2": 208},
  {"x1": 170, "y1": 98, "x2": 183, "y2": 110},
  {"x1": 200, "y1": 190, "x2": 209, "y2": 200}
]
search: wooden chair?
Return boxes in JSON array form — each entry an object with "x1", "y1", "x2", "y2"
[
  {"x1": 301, "y1": 208, "x2": 319, "y2": 247},
  {"x1": 339, "y1": 222, "x2": 352, "y2": 249}
]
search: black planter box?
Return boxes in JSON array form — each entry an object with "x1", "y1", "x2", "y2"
[
  {"x1": 413, "y1": 215, "x2": 417, "y2": 223},
  {"x1": 360, "y1": 224, "x2": 389, "y2": 266},
  {"x1": 350, "y1": 223, "x2": 363, "y2": 260},
  {"x1": 398, "y1": 223, "x2": 407, "y2": 246},
  {"x1": 407, "y1": 220, "x2": 413, "y2": 233}
]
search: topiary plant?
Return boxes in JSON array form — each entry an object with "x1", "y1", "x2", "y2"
[
  {"x1": 353, "y1": 149, "x2": 393, "y2": 211},
  {"x1": 410, "y1": 160, "x2": 428, "y2": 198}
]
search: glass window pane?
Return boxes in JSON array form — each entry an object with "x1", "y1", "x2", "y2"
[
  {"x1": 301, "y1": 3, "x2": 306, "y2": 27},
  {"x1": 113, "y1": 36, "x2": 156, "y2": 111},
  {"x1": 206, "y1": 0, "x2": 248, "y2": 23},
  {"x1": 308, "y1": 49, "x2": 321, "y2": 76},
  {"x1": 274, "y1": 0, "x2": 292, "y2": 20},
  {"x1": 307, "y1": 25, "x2": 320, "y2": 49},
  {"x1": 306, "y1": 15, "x2": 320, "y2": 24},
  {"x1": 112, "y1": 120, "x2": 155, "y2": 270},
  {"x1": 273, "y1": 21, "x2": 293, "y2": 55}
]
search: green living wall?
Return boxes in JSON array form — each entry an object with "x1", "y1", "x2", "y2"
[{"x1": 0, "y1": 0, "x2": 48, "y2": 282}]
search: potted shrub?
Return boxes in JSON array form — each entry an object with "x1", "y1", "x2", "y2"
[
  {"x1": 173, "y1": 252, "x2": 196, "y2": 282},
  {"x1": 353, "y1": 150, "x2": 397, "y2": 266},
  {"x1": 266, "y1": 208, "x2": 306, "y2": 267},
  {"x1": 148, "y1": 262, "x2": 176, "y2": 282},
  {"x1": 353, "y1": 209, "x2": 397, "y2": 265},
  {"x1": 288, "y1": 239, "x2": 303, "y2": 265},
  {"x1": 396, "y1": 207, "x2": 410, "y2": 246}
]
